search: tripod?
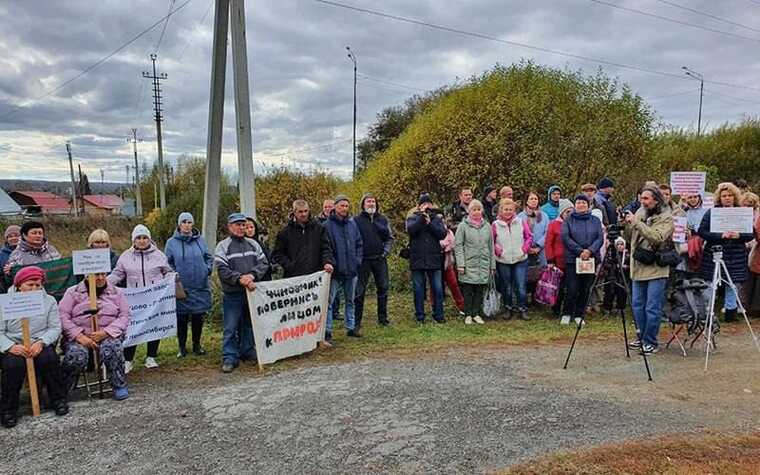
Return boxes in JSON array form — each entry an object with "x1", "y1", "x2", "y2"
[
  {"x1": 563, "y1": 243, "x2": 653, "y2": 381},
  {"x1": 703, "y1": 245, "x2": 760, "y2": 370}
]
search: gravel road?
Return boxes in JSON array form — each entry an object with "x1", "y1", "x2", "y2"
[{"x1": 5, "y1": 331, "x2": 760, "y2": 474}]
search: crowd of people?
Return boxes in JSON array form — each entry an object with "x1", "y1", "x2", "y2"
[{"x1": 1, "y1": 176, "x2": 759, "y2": 428}]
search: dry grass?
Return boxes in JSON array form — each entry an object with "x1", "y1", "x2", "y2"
[{"x1": 506, "y1": 431, "x2": 760, "y2": 475}]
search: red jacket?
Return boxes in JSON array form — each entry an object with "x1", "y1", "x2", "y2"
[{"x1": 545, "y1": 219, "x2": 566, "y2": 272}]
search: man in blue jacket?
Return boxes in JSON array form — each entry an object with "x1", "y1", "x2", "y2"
[
  {"x1": 354, "y1": 193, "x2": 394, "y2": 329},
  {"x1": 325, "y1": 195, "x2": 363, "y2": 339},
  {"x1": 542, "y1": 185, "x2": 563, "y2": 220}
]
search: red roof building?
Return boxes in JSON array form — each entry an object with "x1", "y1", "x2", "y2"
[
  {"x1": 10, "y1": 191, "x2": 72, "y2": 215},
  {"x1": 81, "y1": 195, "x2": 125, "y2": 216}
]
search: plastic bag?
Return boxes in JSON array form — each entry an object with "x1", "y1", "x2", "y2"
[
  {"x1": 482, "y1": 276, "x2": 502, "y2": 317},
  {"x1": 535, "y1": 266, "x2": 563, "y2": 306}
]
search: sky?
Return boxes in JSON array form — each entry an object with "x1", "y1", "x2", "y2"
[{"x1": 1, "y1": 0, "x2": 759, "y2": 183}]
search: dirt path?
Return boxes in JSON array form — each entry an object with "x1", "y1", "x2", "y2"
[{"x1": 4, "y1": 330, "x2": 760, "y2": 474}]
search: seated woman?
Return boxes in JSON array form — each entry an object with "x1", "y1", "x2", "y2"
[
  {"x1": 59, "y1": 272, "x2": 130, "y2": 401},
  {"x1": 0, "y1": 266, "x2": 69, "y2": 428}
]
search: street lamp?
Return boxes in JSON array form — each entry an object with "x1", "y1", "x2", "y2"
[
  {"x1": 682, "y1": 66, "x2": 704, "y2": 136},
  {"x1": 346, "y1": 46, "x2": 357, "y2": 179}
]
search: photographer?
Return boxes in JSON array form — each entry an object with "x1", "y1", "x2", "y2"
[
  {"x1": 624, "y1": 186, "x2": 674, "y2": 354},
  {"x1": 406, "y1": 193, "x2": 448, "y2": 324}
]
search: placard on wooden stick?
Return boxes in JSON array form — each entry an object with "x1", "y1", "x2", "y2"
[{"x1": 72, "y1": 248, "x2": 112, "y2": 275}]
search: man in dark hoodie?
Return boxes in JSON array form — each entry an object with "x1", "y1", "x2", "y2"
[
  {"x1": 541, "y1": 185, "x2": 562, "y2": 220},
  {"x1": 482, "y1": 186, "x2": 498, "y2": 222},
  {"x1": 354, "y1": 193, "x2": 394, "y2": 329},
  {"x1": 595, "y1": 177, "x2": 617, "y2": 225}
]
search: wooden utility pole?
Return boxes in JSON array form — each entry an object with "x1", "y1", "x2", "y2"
[
  {"x1": 142, "y1": 54, "x2": 168, "y2": 210},
  {"x1": 128, "y1": 128, "x2": 144, "y2": 216},
  {"x1": 65, "y1": 142, "x2": 79, "y2": 216}
]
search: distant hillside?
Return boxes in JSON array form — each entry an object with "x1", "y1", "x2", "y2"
[{"x1": 0, "y1": 179, "x2": 127, "y2": 195}]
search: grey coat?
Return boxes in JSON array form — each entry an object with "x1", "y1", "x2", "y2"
[{"x1": 0, "y1": 289, "x2": 61, "y2": 353}]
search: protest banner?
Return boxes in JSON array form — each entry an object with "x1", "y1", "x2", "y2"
[
  {"x1": 673, "y1": 216, "x2": 687, "y2": 244},
  {"x1": 710, "y1": 207, "x2": 754, "y2": 234},
  {"x1": 11, "y1": 258, "x2": 78, "y2": 301},
  {"x1": 0, "y1": 290, "x2": 47, "y2": 416},
  {"x1": 703, "y1": 194, "x2": 715, "y2": 209},
  {"x1": 246, "y1": 271, "x2": 331, "y2": 368},
  {"x1": 122, "y1": 274, "x2": 177, "y2": 348},
  {"x1": 72, "y1": 248, "x2": 112, "y2": 275},
  {"x1": 670, "y1": 171, "x2": 706, "y2": 197}
]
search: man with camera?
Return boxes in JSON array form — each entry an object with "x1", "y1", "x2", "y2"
[{"x1": 624, "y1": 186, "x2": 675, "y2": 354}]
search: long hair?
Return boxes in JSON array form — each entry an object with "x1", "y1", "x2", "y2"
[
  {"x1": 641, "y1": 186, "x2": 665, "y2": 216},
  {"x1": 714, "y1": 182, "x2": 742, "y2": 208}
]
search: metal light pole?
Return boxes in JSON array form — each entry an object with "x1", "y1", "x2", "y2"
[
  {"x1": 682, "y1": 66, "x2": 704, "y2": 136},
  {"x1": 346, "y1": 46, "x2": 357, "y2": 179}
]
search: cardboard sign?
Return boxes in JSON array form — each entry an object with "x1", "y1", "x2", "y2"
[
  {"x1": 0, "y1": 290, "x2": 46, "y2": 321},
  {"x1": 709, "y1": 207, "x2": 754, "y2": 234},
  {"x1": 673, "y1": 217, "x2": 687, "y2": 244},
  {"x1": 670, "y1": 172, "x2": 706, "y2": 197},
  {"x1": 72, "y1": 248, "x2": 112, "y2": 275}
]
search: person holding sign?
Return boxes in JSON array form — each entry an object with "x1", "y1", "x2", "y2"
[
  {"x1": 0, "y1": 267, "x2": 68, "y2": 428},
  {"x1": 59, "y1": 272, "x2": 130, "y2": 400},
  {"x1": 165, "y1": 212, "x2": 213, "y2": 358},
  {"x1": 108, "y1": 225, "x2": 171, "y2": 372},
  {"x1": 698, "y1": 183, "x2": 755, "y2": 323}
]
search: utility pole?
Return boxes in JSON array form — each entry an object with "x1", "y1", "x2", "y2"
[
  {"x1": 143, "y1": 54, "x2": 168, "y2": 209},
  {"x1": 346, "y1": 46, "x2": 357, "y2": 179},
  {"x1": 682, "y1": 66, "x2": 704, "y2": 136},
  {"x1": 124, "y1": 165, "x2": 130, "y2": 200},
  {"x1": 100, "y1": 169, "x2": 104, "y2": 192},
  {"x1": 128, "y1": 128, "x2": 144, "y2": 215},
  {"x1": 77, "y1": 164, "x2": 85, "y2": 215},
  {"x1": 65, "y1": 142, "x2": 79, "y2": 216}
]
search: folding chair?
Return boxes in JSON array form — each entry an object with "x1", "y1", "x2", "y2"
[{"x1": 73, "y1": 349, "x2": 111, "y2": 399}]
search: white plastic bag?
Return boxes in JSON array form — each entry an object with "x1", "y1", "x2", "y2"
[{"x1": 482, "y1": 276, "x2": 502, "y2": 317}]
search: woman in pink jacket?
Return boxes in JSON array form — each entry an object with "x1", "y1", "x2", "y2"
[
  {"x1": 59, "y1": 272, "x2": 131, "y2": 400},
  {"x1": 108, "y1": 224, "x2": 171, "y2": 372}
]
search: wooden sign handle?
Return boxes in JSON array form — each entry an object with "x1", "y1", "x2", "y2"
[{"x1": 21, "y1": 319, "x2": 41, "y2": 417}]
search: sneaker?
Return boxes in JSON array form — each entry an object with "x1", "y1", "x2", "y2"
[
  {"x1": 113, "y1": 387, "x2": 129, "y2": 401},
  {"x1": 519, "y1": 311, "x2": 530, "y2": 321},
  {"x1": 574, "y1": 317, "x2": 586, "y2": 326},
  {"x1": 177, "y1": 348, "x2": 187, "y2": 358},
  {"x1": 642, "y1": 344, "x2": 658, "y2": 354},
  {"x1": 192, "y1": 347, "x2": 207, "y2": 356},
  {"x1": 221, "y1": 363, "x2": 236, "y2": 373},
  {"x1": 465, "y1": 316, "x2": 473, "y2": 325},
  {"x1": 320, "y1": 339, "x2": 333, "y2": 348},
  {"x1": 628, "y1": 339, "x2": 642, "y2": 350},
  {"x1": 124, "y1": 361, "x2": 133, "y2": 374},
  {"x1": 458, "y1": 310, "x2": 466, "y2": 316},
  {"x1": 560, "y1": 315, "x2": 571, "y2": 325},
  {"x1": 144, "y1": 357, "x2": 159, "y2": 369},
  {"x1": 473, "y1": 315, "x2": 485, "y2": 325}
]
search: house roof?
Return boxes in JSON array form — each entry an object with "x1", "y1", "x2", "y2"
[
  {"x1": 82, "y1": 194, "x2": 124, "y2": 209},
  {"x1": 11, "y1": 191, "x2": 71, "y2": 210},
  {"x1": 0, "y1": 188, "x2": 22, "y2": 214}
]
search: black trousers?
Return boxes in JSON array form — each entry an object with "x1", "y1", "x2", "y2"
[
  {"x1": 123, "y1": 340, "x2": 160, "y2": 362},
  {"x1": 460, "y1": 282, "x2": 486, "y2": 317},
  {"x1": 177, "y1": 313, "x2": 205, "y2": 350},
  {"x1": 563, "y1": 266, "x2": 595, "y2": 319},
  {"x1": 354, "y1": 258, "x2": 390, "y2": 327},
  {"x1": 552, "y1": 274, "x2": 567, "y2": 317},
  {"x1": 1, "y1": 345, "x2": 67, "y2": 416}
]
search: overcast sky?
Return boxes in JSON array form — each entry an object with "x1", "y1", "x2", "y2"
[{"x1": 1, "y1": 0, "x2": 759, "y2": 183}]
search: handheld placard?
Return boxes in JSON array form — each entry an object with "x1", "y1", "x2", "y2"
[
  {"x1": 88, "y1": 274, "x2": 105, "y2": 397},
  {"x1": 21, "y1": 319, "x2": 41, "y2": 416}
]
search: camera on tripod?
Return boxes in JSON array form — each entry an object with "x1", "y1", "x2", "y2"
[
  {"x1": 711, "y1": 245, "x2": 723, "y2": 258},
  {"x1": 606, "y1": 223, "x2": 625, "y2": 241}
]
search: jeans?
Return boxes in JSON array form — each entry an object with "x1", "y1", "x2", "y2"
[
  {"x1": 460, "y1": 282, "x2": 485, "y2": 317},
  {"x1": 354, "y1": 258, "x2": 390, "y2": 326},
  {"x1": 496, "y1": 261, "x2": 528, "y2": 311},
  {"x1": 412, "y1": 270, "x2": 444, "y2": 322},
  {"x1": 327, "y1": 276, "x2": 357, "y2": 333},
  {"x1": 222, "y1": 292, "x2": 256, "y2": 366},
  {"x1": 632, "y1": 278, "x2": 668, "y2": 347},
  {"x1": 564, "y1": 265, "x2": 595, "y2": 319}
]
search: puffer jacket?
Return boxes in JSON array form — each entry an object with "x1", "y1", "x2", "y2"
[
  {"x1": 0, "y1": 244, "x2": 15, "y2": 269},
  {"x1": 561, "y1": 211, "x2": 604, "y2": 266},
  {"x1": 108, "y1": 243, "x2": 172, "y2": 288},
  {"x1": 541, "y1": 186, "x2": 562, "y2": 221},
  {"x1": 325, "y1": 211, "x2": 363, "y2": 278},
  {"x1": 7, "y1": 238, "x2": 61, "y2": 268},
  {"x1": 545, "y1": 218, "x2": 566, "y2": 272},
  {"x1": 0, "y1": 289, "x2": 60, "y2": 352},
  {"x1": 454, "y1": 218, "x2": 495, "y2": 285},
  {"x1": 406, "y1": 207, "x2": 447, "y2": 271},
  {"x1": 625, "y1": 207, "x2": 675, "y2": 281},
  {"x1": 698, "y1": 208, "x2": 754, "y2": 283},
  {"x1": 165, "y1": 228, "x2": 213, "y2": 314},
  {"x1": 58, "y1": 280, "x2": 130, "y2": 341}
]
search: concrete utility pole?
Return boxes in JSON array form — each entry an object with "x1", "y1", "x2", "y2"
[
  {"x1": 128, "y1": 128, "x2": 144, "y2": 216},
  {"x1": 202, "y1": 0, "x2": 257, "y2": 249},
  {"x1": 346, "y1": 46, "x2": 357, "y2": 179},
  {"x1": 77, "y1": 164, "x2": 85, "y2": 215},
  {"x1": 143, "y1": 54, "x2": 168, "y2": 209},
  {"x1": 65, "y1": 142, "x2": 79, "y2": 216}
]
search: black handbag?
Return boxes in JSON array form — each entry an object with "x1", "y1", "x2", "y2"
[
  {"x1": 633, "y1": 246, "x2": 657, "y2": 265},
  {"x1": 656, "y1": 247, "x2": 681, "y2": 267}
]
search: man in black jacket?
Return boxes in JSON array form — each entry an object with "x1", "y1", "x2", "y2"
[
  {"x1": 447, "y1": 187, "x2": 473, "y2": 232},
  {"x1": 272, "y1": 200, "x2": 334, "y2": 278},
  {"x1": 354, "y1": 193, "x2": 394, "y2": 329}
]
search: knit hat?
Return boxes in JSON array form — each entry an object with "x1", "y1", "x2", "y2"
[
  {"x1": 178, "y1": 212, "x2": 194, "y2": 226},
  {"x1": 614, "y1": 237, "x2": 626, "y2": 247},
  {"x1": 13, "y1": 266, "x2": 45, "y2": 287},
  {"x1": 597, "y1": 177, "x2": 615, "y2": 190},
  {"x1": 4, "y1": 225, "x2": 20, "y2": 239},
  {"x1": 334, "y1": 194, "x2": 350, "y2": 205},
  {"x1": 131, "y1": 224, "x2": 151, "y2": 241},
  {"x1": 418, "y1": 193, "x2": 433, "y2": 206},
  {"x1": 557, "y1": 199, "x2": 573, "y2": 217},
  {"x1": 591, "y1": 208, "x2": 604, "y2": 222},
  {"x1": 574, "y1": 194, "x2": 591, "y2": 205},
  {"x1": 360, "y1": 192, "x2": 376, "y2": 211}
]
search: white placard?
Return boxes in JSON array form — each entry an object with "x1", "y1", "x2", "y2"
[
  {"x1": 247, "y1": 271, "x2": 330, "y2": 366},
  {"x1": 709, "y1": 207, "x2": 754, "y2": 234},
  {"x1": 703, "y1": 194, "x2": 714, "y2": 209},
  {"x1": 670, "y1": 171, "x2": 706, "y2": 197},
  {"x1": 673, "y1": 217, "x2": 687, "y2": 243},
  {"x1": 0, "y1": 290, "x2": 46, "y2": 321},
  {"x1": 122, "y1": 275, "x2": 177, "y2": 347},
  {"x1": 72, "y1": 248, "x2": 112, "y2": 275}
]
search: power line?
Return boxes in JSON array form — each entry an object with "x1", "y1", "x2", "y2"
[
  {"x1": 704, "y1": 89, "x2": 760, "y2": 105},
  {"x1": 0, "y1": 0, "x2": 193, "y2": 121},
  {"x1": 652, "y1": 0, "x2": 760, "y2": 34},
  {"x1": 176, "y1": 0, "x2": 215, "y2": 62},
  {"x1": 311, "y1": 0, "x2": 760, "y2": 93},
  {"x1": 587, "y1": 0, "x2": 760, "y2": 44},
  {"x1": 155, "y1": 0, "x2": 177, "y2": 53},
  {"x1": 358, "y1": 74, "x2": 427, "y2": 92},
  {"x1": 257, "y1": 139, "x2": 354, "y2": 157},
  {"x1": 647, "y1": 88, "x2": 700, "y2": 101}
]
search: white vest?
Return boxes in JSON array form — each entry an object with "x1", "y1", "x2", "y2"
[{"x1": 494, "y1": 218, "x2": 527, "y2": 265}]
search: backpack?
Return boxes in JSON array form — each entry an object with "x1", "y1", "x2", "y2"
[{"x1": 667, "y1": 278, "x2": 711, "y2": 335}]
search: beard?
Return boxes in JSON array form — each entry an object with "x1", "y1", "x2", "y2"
[{"x1": 365, "y1": 207, "x2": 377, "y2": 214}]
